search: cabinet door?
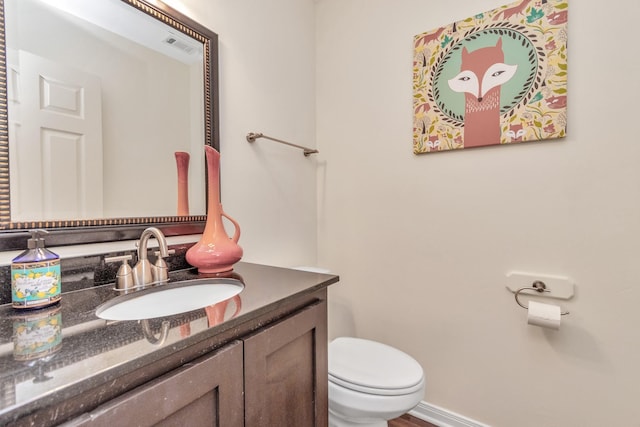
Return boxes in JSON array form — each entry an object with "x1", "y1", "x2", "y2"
[
  {"x1": 244, "y1": 301, "x2": 328, "y2": 427},
  {"x1": 64, "y1": 340, "x2": 244, "y2": 427}
]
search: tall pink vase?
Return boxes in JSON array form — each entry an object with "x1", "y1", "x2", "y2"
[
  {"x1": 186, "y1": 146, "x2": 243, "y2": 273},
  {"x1": 174, "y1": 152, "x2": 190, "y2": 216}
]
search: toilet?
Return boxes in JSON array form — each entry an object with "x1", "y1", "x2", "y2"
[{"x1": 328, "y1": 337, "x2": 425, "y2": 427}]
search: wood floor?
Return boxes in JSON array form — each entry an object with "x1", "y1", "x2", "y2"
[{"x1": 389, "y1": 413, "x2": 438, "y2": 427}]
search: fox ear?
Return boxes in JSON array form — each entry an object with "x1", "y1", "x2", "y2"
[
  {"x1": 462, "y1": 46, "x2": 469, "y2": 58},
  {"x1": 495, "y1": 37, "x2": 502, "y2": 49}
]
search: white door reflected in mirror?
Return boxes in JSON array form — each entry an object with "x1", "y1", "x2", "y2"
[
  {"x1": 4, "y1": 0, "x2": 207, "y2": 222},
  {"x1": 10, "y1": 51, "x2": 103, "y2": 221}
]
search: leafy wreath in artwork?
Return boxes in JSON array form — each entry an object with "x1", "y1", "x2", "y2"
[{"x1": 428, "y1": 23, "x2": 545, "y2": 125}]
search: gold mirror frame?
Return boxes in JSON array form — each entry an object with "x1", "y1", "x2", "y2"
[{"x1": 0, "y1": 0, "x2": 218, "y2": 242}]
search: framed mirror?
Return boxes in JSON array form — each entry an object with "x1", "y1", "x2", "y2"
[{"x1": 0, "y1": 0, "x2": 218, "y2": 248}]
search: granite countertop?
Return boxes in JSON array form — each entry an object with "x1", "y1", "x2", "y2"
[{"x1": 0, "y1": 261, "x2": 339, "y2": 425}]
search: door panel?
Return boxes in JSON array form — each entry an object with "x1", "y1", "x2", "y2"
[
  {"x1": 13, "y1": 50, "x2": 103, "y2": 221},
  {"x1": 244, "y1": 301, "x2": 328, "y2": 427}
]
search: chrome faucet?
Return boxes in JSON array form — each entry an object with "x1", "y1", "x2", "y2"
[{"x1": 132, "y1": 227, "x2": 170, "y2": 288}]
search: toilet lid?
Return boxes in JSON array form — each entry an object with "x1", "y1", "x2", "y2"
[{"x1": 329, "y1": 337, "x2": 424, "y2": 395}]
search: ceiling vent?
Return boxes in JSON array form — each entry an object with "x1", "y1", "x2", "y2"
[{"x1": 163, "y1": 35, "x2": 196, "y2": 54}]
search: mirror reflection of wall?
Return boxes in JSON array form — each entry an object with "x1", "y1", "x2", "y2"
[{"x1": 5, "y1": 0, "x2": 206, "y2": 222}]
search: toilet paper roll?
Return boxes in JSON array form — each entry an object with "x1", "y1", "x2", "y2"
[{"x1": 527, "y1": 301, "x2": 561, "y2": 330}]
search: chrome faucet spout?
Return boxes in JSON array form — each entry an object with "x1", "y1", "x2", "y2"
[
  {"x1": 138, "y1": 227, "x2": 169, "y2": 260},
  {"x1": 133, "y1": 227, "x2": 169, "y2": 287}
]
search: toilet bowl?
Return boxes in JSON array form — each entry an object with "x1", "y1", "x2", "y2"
[{"x1": 328, "y1": 337, "x2": 425, "y2": 427}]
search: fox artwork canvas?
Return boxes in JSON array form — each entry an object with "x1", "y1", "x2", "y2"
[{"x1": 413, "y1": 0, "x2": 568, "y2": 154}]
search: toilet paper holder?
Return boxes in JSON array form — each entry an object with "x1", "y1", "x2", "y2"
[{"x1": 514, "y1": 281, "x2": 570, "y2": 315}]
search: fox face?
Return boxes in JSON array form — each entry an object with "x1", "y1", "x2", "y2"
[
  {"x1": 506, "y1": 123, "x2": 526, "y2": 141},
  {"x1": 447, "y1": 38, "x2": 517, "y2": 102}
]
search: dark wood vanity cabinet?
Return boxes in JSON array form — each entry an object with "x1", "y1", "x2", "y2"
[{"x1": 63, "y1": 297, "x2": 328, "y2": 427}]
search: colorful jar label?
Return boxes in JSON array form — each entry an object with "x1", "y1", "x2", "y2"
[{"x1": 11, "y1": 260, "x2": 61, "y2": 309}]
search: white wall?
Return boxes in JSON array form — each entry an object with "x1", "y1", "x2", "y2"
[
  {"x1": 164, "y1": 0, "x2": 319, "y2": 267},
  {"x1": 317, "y1": 1, "x2": 640, "y2": 426}
]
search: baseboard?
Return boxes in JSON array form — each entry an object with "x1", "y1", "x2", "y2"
[{"x1": 409, "y1": 401, "x2": 491, "y2": 427}]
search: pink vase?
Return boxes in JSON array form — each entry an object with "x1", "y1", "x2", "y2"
[
  {"x1": 174, "y1": 152, "x2": 190, "y2": 216},
  {"x1": 186, "y1": 146, "x2": 243, "y2": 273}
]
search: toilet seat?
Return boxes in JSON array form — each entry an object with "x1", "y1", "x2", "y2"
[{"x1": 329, "y1": 337, "x2": 424, "y2": 396}]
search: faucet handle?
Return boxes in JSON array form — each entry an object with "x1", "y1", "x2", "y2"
[
  {"x1": 105, "y1": 255, "x2": 134, "y2": 291},
  {"x1": 154, "y1": 249, "x2": 176, "y2": 258},
  {"x1": 152, "y1": 249, "x2": 175, "y2": 284}
]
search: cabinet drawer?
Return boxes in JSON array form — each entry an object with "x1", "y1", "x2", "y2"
[{"x1": 64, "y1": 340, "x2": 244, "y2": 427}]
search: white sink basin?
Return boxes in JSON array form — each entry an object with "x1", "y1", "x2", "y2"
[{"x1": 95, "y1": 278, "x2": 244, "y2": 321}]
